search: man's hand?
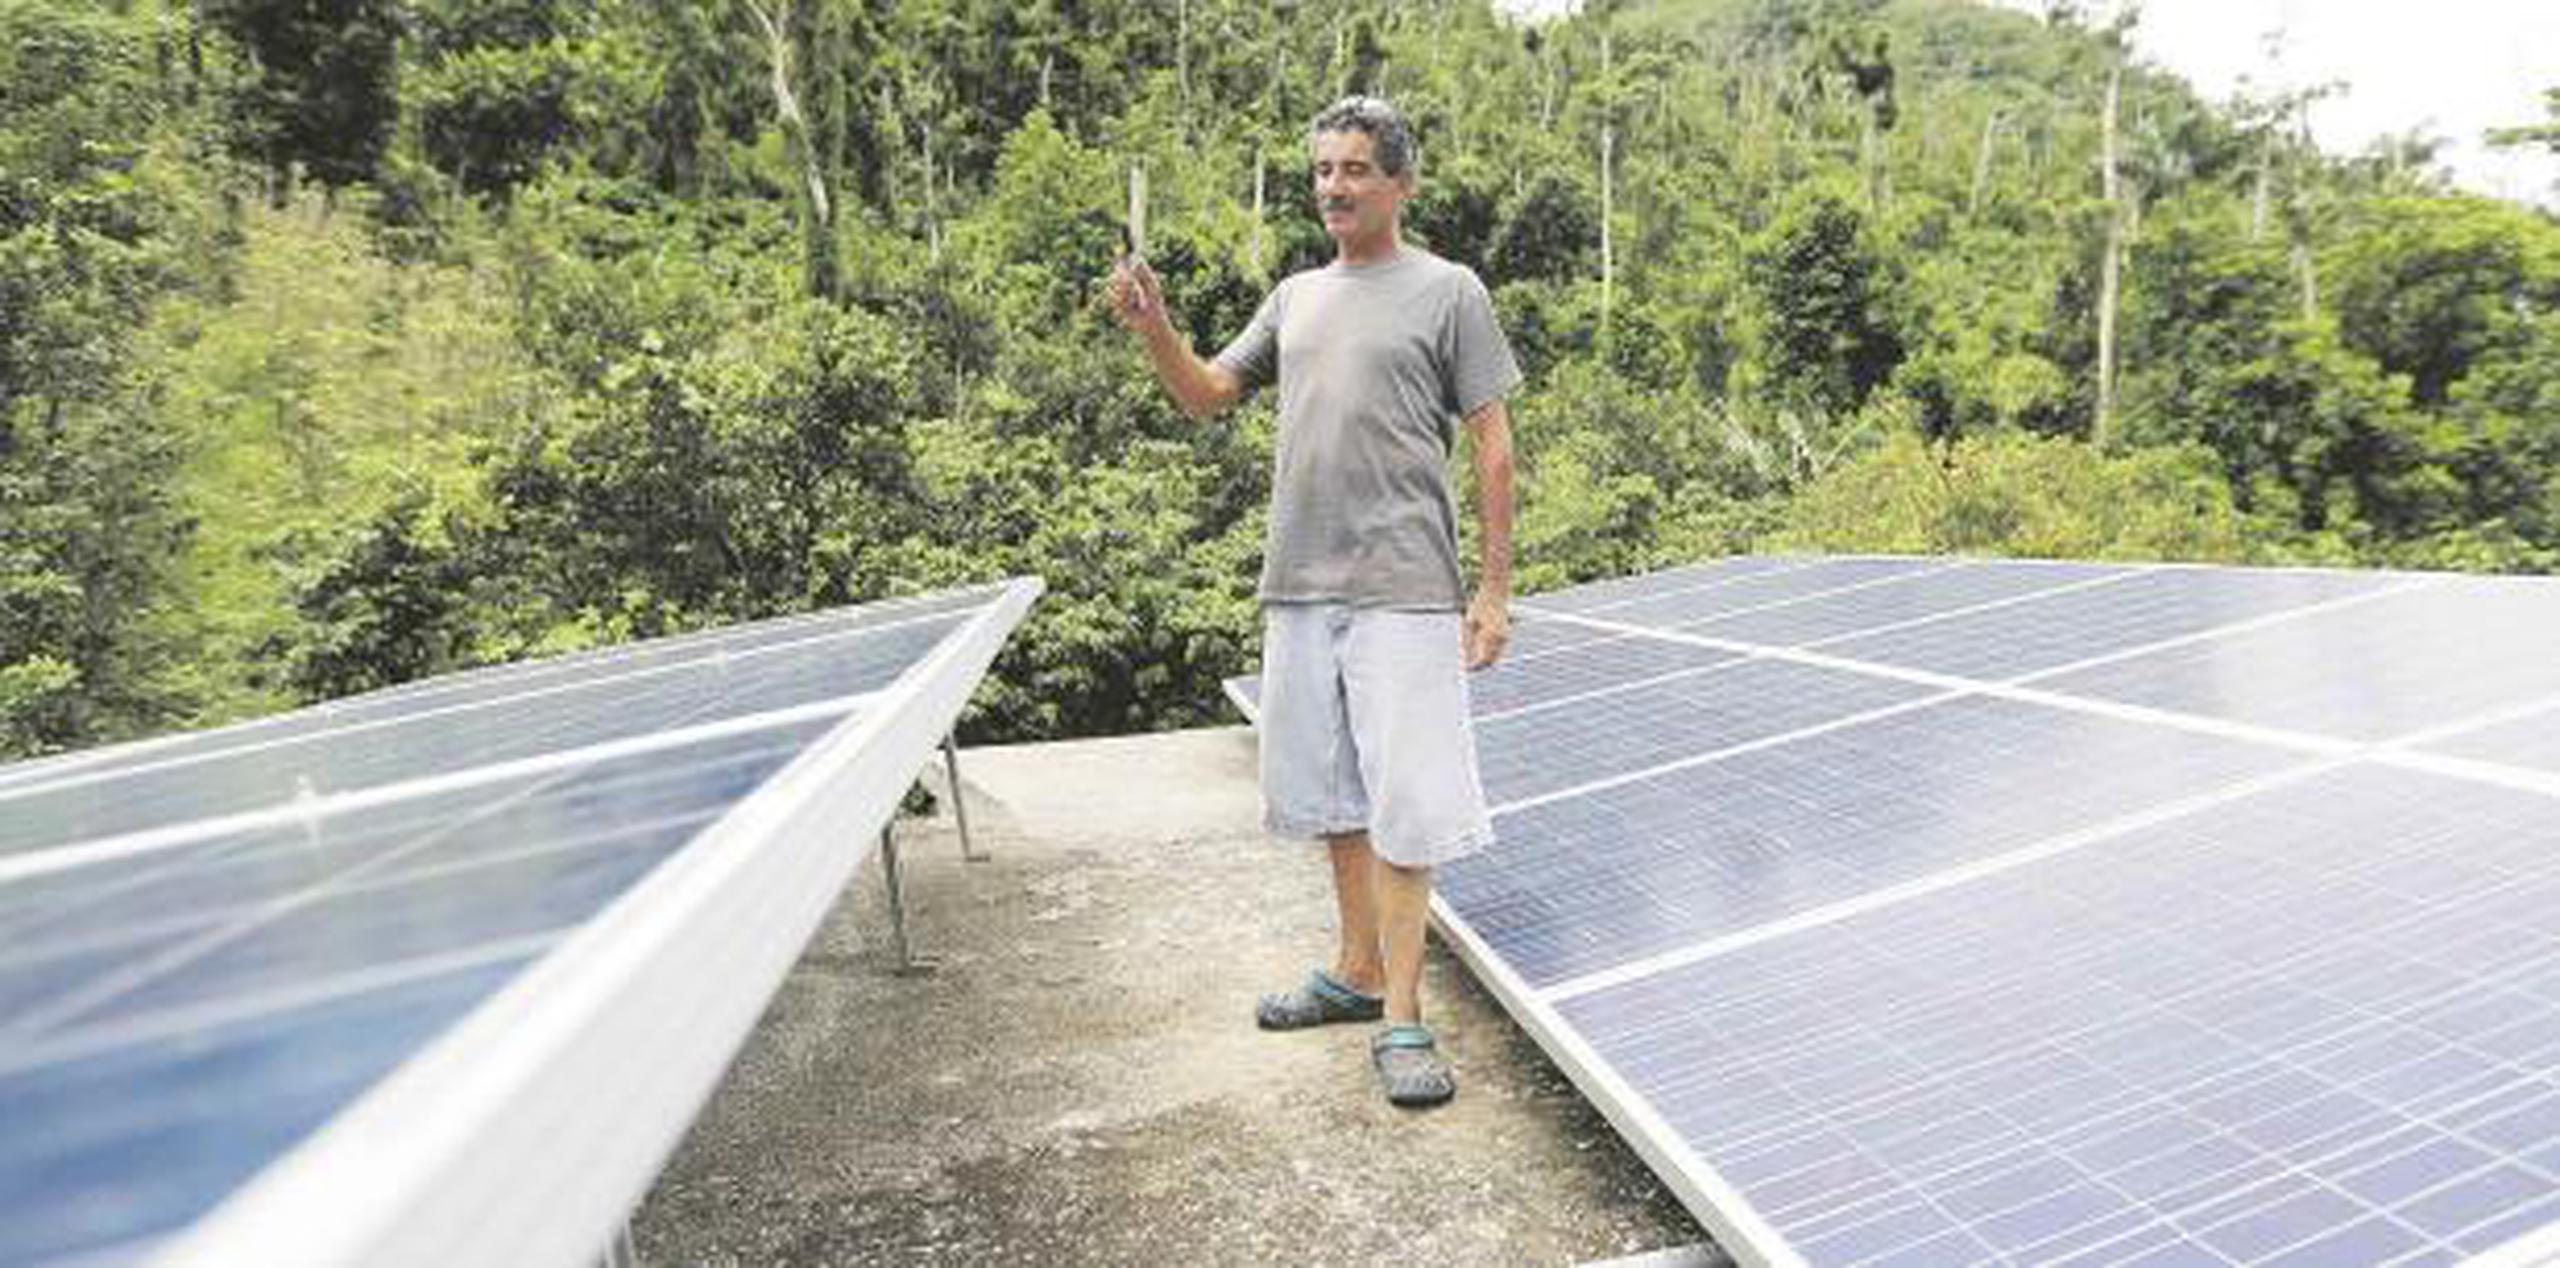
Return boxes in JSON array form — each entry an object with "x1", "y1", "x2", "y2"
[
  {"x1": 1464, "y1": 588, "x2": 1510, "y2": 671},
  {"x1": 1107, "y1": 256, "x2": 1169, "y2": 337}
]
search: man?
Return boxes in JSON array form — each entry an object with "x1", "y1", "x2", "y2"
[{"x1": 1106, "y1": 95, "x2": 1519, "y2": 1108}]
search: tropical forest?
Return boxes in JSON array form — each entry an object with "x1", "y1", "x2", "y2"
[{"x1": 6, "y1": 0, "x2": 2559, "y2": 759}]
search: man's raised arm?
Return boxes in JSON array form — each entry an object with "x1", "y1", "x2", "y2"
[{"x1": 1108, "y1": 257, "x2": 1244, "y2": 420}]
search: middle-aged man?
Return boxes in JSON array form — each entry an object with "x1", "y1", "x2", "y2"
[{"x1": 1106, "y1": 95, "x2": 1520, "y2": 1108}]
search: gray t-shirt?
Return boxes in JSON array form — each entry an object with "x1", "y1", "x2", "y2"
[{"x1": 1214, "y1": 247, "x2": 1521, "y2": 610}]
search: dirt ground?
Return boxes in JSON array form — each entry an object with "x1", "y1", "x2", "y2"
[{"x1": 631, "y1": 725, "x2": 1715, "y2": 1267}]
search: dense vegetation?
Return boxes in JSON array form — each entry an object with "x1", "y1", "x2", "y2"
[{"x1": 4, "y1": 0, "x2": 2557, "y2": 758}]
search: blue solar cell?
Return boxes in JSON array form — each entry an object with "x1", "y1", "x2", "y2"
[
  {"x1": 2424, "y1": 701, "x2": 2560, "y2": 775},
  {"x1": 1448, "y1": 693, "x2": 2303, "y2": 987},
  {"x1": 1821, "y1": 566, "x2": 2402, "y2": 681},
  {"x1": 1684, "y1": 560, "x2": 2131, "y2": 647},
  {"x1": 1584, "y1": 557, "x2": 1950, "y2": 630},
  {"x1": 0, "y1": 586, "x2": 995, "y2": 799},
  {"x1": 0, "y1": 955, "x2": 528, "y2": 1266},
  {"x1": 1527, "y1": 555, "x2": 1811, "y2": 613},
  {"x1": 1471, "y1": 658, "x2": 1936, "y2": 809},
  {"x1": 1, "y1": 717, "x2": 834, "y2": 1047},
  {"x1": 1501, "y1": 613, "x2": 1647, "y2": 660},
  {"x1": 1544, "y1": 762, "x2": 2560, "y2": 1267},
  {"x1": 1468, "y1": 634, "x2": 1738, "y2": 718},
  {"x1": 0, "y1": 613, "x2": 952, "y2": 857},
  {"x1": 2034, "y1": 576, "x2": 2560, "y2": 741}
]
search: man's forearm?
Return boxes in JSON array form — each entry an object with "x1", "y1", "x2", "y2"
[
  {"x1": 1476, "y1": 457, "x2": 1513, "y2": 596},
  {"x1": 1470, "y1": 406, "x2": 1514, "y2": 596},
  {"x1": 1140, "y1": 323, "x2": 1230, "y2": 419}
]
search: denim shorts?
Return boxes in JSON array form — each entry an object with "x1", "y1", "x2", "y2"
[{"x1": 1258, "y1": 603, "x2": 1495, "y2": 868}]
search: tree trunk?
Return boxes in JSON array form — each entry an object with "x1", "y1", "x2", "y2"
[
  {"x1": 1251, "y1": 158, "x2": 1267, "y2": 279},
  {"x1": 2095, "y1": 57, "x2": 2122, "y2": 447},
  {"x1": 1969, "y1": 109, "x2": 2001, "y2": 216},
  {"x1": 2294, "y1": 240, "x2": 2318, "y2": 320},
  {"x1": 2250, "y1": 131, "x2": 2271, "y2": 240},
  {"x1": 746, "y1": 0, "x2": 837, "y2": 300},
  {"x1": 1600, "y1": 23, "x2": 1615, "y2": 331},
  {"x1": 1601, "y1": 124, "x2": 1615, "y2": 330}
]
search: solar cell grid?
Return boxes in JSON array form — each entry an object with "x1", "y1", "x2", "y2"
[
  {"x1": 0, "y1": 952, "x2": 530, "y2": 1268},
  {"x1": 2033, "y1": 575, "x2": 2560, "y2": 742},
  {"x1": 0, "y1": 611, "x2": 953, "y2": 857},
  {"x1": 1585, "y1": 557, "x2": 1950, "y2": 631},
  {"x1": 1820, "y1": 565, "x2": 2411, "y2": 681},
  {"x1": 1471, "y1": 658, "x2": 1935, "y2": 809},
  {"x1": 2426, "y1": 701, "x2": 2560, "y2": 777},
  {"x1": 1682, "y1": 560, "x2": 2131, "y2": 648},
  {"x1": 0, "y1": 586, "x2": 995, "y2": 801},
  {"x1": 1544, "y1": 763, "x2": 2560, "y2": 1267},
  {"x1": 0, "y1": 721, "x2": 820, "y2": 947},
  {"x1": 1469, "y1": 635, "x2": 1739, "y2": 719},
  {"x1": 31, "y1": 731, "x2": 830, "y2": 1043},
  {"x1": 1527, "y1": 555, "x2": 1812, "y2": 613},
  {"x1": 1450, "y1": 692, "x2": 2307, "y2": 989},
  {"x1": 1495, "y1": 612, "x2": 1635, "y2": 660}
]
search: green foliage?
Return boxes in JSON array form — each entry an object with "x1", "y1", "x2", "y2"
[
  {"x1": 1738, "y1": 184, "x2": 1904, "y2": 417},
  {"x1": 2326, "y1": 197, "x2": 2560, "y2": 408},
  {"x1": 1, "y1": 0, "x2": 220, "y2": 756},
  {"x1": 206, "y1": 0, "x2": 402, "y2": 187},
  {"x1": 1775, "y1": 428, "x2": 2249, "y2": 561},
  {"x1": 8, "y1": 0, "x2": 2559, "y2": 765},
  {"x1": 270, "y1": 492, "x2": 473, "y2": 697},
  {"x1": 144, "y1": 190, "x2": 530, "y2": 723}
]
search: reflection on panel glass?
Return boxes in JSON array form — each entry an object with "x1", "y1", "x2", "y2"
[{"x1": 2036, "y1": 577, "x2": 2560, "y2": 741}]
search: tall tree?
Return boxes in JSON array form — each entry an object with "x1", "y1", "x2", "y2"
[
  {"x1": 2092, "y1": 5, "x2": 2137, "y2": 447},
  {"x1": 206, "y1": 0, "x2": 402, "y2": 190}
]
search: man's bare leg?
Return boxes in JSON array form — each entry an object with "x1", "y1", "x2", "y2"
[
  {"x1": 1325, "y1": 832, "x2": 1387, "y2": 996},
  {"x1": 1372, "y1": 855, "x2": 1433, "y2": 1023}
]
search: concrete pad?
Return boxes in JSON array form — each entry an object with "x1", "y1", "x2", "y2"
[{"x1": 634, "y1": 726, "x2": 1709, "y2": 1266}]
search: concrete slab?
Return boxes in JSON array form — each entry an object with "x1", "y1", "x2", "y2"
[{"x1": 633, "y1": 725, "x2": 1709, "y2": 1266}]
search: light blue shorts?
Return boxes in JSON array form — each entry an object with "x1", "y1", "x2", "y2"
[{"x1": 1258, "y1": 603, "x2": 1496, "y2": 869}]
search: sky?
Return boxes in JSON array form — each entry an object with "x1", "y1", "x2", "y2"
[{"x1": 1500, "y1": 0, "x2": 2560, "y2": 207}]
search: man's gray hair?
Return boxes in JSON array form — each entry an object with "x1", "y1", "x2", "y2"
[{"x1": 1310, "y1": 95, "x2": 1417, "y2": 178}]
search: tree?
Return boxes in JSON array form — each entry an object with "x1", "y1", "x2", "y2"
[
  {"x1": 207, "y1": 0, "x2": 402, "y2": 189},
  {"x1": 1, "y1": 1, "x2": 209, "y2": 754},
  {"x1": 2487, "y1": 87, "x2": 2560, "y2": 155},
  {"x1": 1741, "y1": 186, "x2": 1904, "y2": 420}
]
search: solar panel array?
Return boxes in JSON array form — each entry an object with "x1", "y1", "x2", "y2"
[
  {"x1": 0, "y1": 578, "x2": 1040, "y2": 1268},
  {"x1": 1234, "y1": 557, "x2": 2560, "y2": 1267}
]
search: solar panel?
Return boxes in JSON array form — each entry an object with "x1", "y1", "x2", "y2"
[
  {"x1": 2427, "y1": 703, "x2": 2560, "y2": 777},
  {"x1": 0, "y1": 578, "x2": 1041, "y2": 1268},
  {"x1": 1231, "y1": 554, "x2": 2560, "y2": 1266}
]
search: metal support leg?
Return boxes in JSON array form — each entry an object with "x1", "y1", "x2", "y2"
[
  {"x1": 597, "y1": 1220, "x2": 639, "y2": 1268},
  {"x1": 881, "y1": 823, "x2": 936, "y2": 975},
  {"x1": 943, "y1": 731, "x2": 986, "y2": 862}
]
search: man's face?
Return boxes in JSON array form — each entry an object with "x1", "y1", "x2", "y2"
[{"x1": 1311, "y1": 129, "x2": 1411, "y2": 248}]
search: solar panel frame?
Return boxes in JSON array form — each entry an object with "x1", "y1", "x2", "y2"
[{"x1": 9, "y1": 577, "x2": 1040, "y2": 1268}]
